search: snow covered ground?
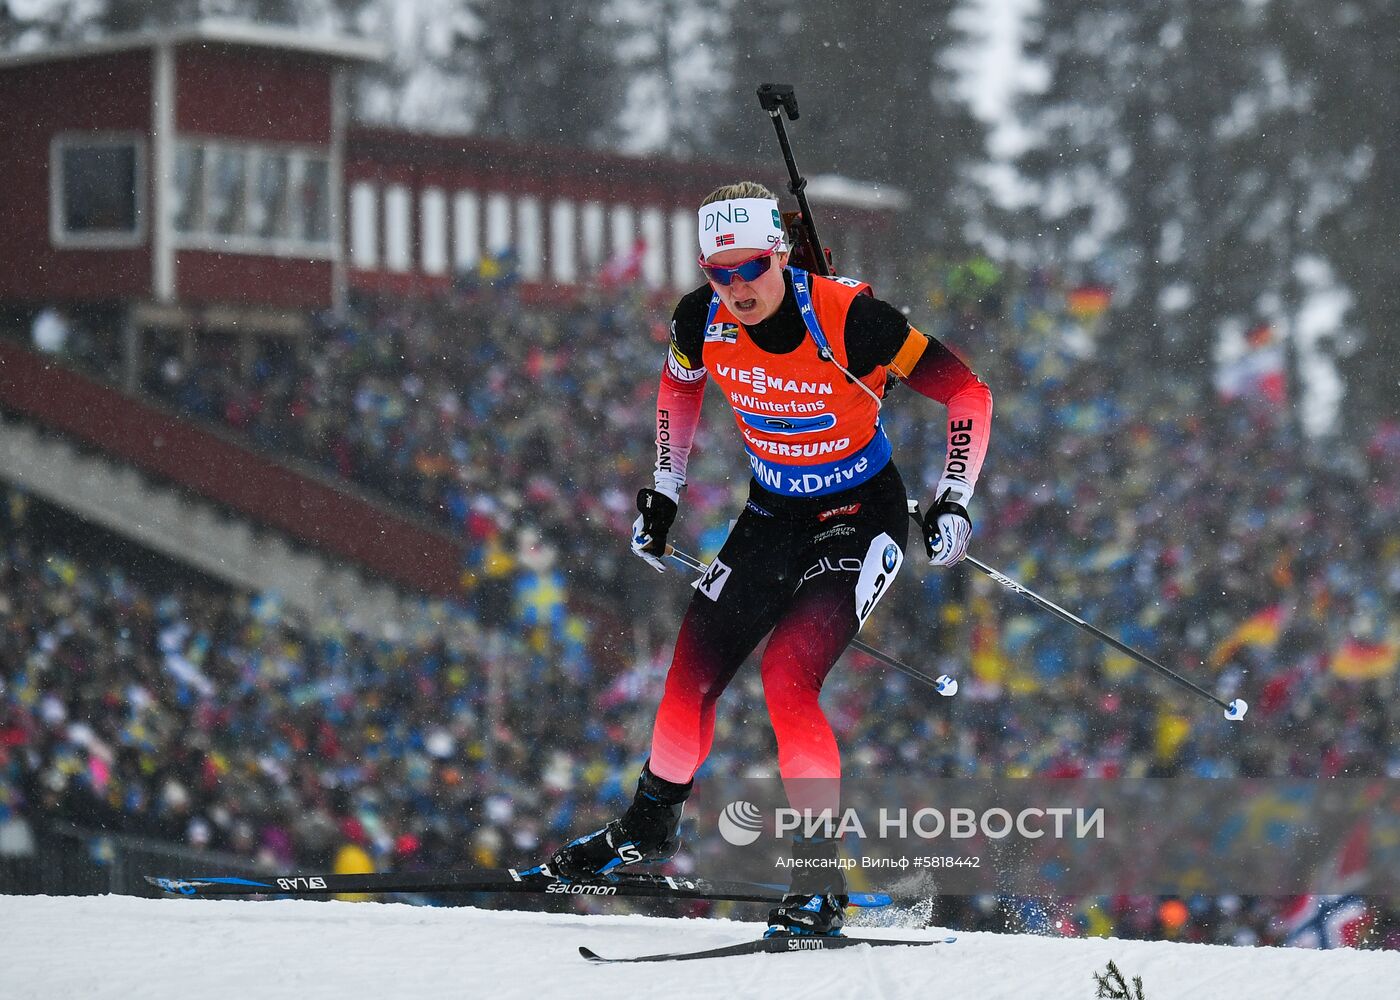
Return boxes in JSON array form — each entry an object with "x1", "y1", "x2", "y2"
[{"x1": 4, "y1": 894, "x2": 1397, "y2": 999}]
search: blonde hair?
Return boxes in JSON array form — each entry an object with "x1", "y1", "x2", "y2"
[{"x1": 701, "y1": 181, "x2": 778, "y2": 206}]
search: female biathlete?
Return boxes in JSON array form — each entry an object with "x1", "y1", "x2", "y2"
[{"x1": 544, "y1": 182, "x2": 993, "y2": 937}]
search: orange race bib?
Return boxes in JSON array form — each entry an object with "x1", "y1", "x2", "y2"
[{"x1": 704, "y1": 269, "x2": 891, "y2": 496}]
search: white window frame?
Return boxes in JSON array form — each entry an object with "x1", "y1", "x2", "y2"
[
  {"x1": 452, "y1": 190, "x2": 480, "y2": 273},
  {"x1": 580, "y1": 201, "x2": 605, "y2": 273},
  {"x1": 610, "y1": 204, "x2": 636, "y2": 260},
  {"x1": 349, "y1": 181, "x2": 379, "y2": 271},
  {"x1": 517, "y1": 195, "x2": 543, "y2": 281},
  {"x1": 50, "y1": 131, "x2": 148, "y2": 249},
  {"x1": 485, "y1": 192, "x2": 512, "y2": 256},
  {"x1": 205, "y1": 144, "x2": 250, "y2": 241},
  {"x1": 295, "y1": 156, "x2": 333, "y2": 247},
  {"x1": 171, "y1": 143, "x2": 208, "y2": 237},
  {"x1": 550, "y1": 198, "x2": 577, "y2": 285},
  {"x1": 671, "y1": 208, "x2": 697, "y2": 290},
  {"x1": 640, "y1": 207, "x2": 665, "y2": 289},
  {"x1": 168, "y1": 136, "x2": 335, "y2": 260},
  {"x1": 384, "y1": 183, "x2": 413, "y2": 274},
  {"x1": 420, "y1": 186, "x2": 449, "y2": 276},
  {"x1": 248, "y1": 147, "x2": 293, "y2": 242}
]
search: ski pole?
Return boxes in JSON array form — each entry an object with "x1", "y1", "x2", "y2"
[
  {"x1": 664, "y1": 544, "x2": 957, "y2": 697},
  {"x1": 907, "y1": 505, "x2": 1247, "y2": 721},
  {"x1": 756, "y1": 83, "x2": 830, "y2": 277}
]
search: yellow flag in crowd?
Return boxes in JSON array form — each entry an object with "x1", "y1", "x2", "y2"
[
  {"x1": 1210, "y1": 605, "x2": 1285, "y2": 668},
  {"x1": 970, "y1": 619, "x2": 1006, "y2": 685},
  {"x1": 1155, "y1": 712, "x2": 1192, "y2": 764},
  {"x1": 333, "y1": 841, "x2": 374, "y2": 903}
]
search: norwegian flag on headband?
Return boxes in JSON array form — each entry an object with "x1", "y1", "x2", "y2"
[{"x1": 698, "y1": 197, "x2": 785, "y2": 257}]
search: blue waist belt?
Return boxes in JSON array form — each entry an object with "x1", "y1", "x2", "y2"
[{"x1": 746, "y1": 426, "x2": 891, "y2": 497}]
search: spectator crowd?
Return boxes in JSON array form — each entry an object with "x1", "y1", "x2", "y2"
[{"x1": 2, "y1": 258, "x2": 1397, "y2": 949}]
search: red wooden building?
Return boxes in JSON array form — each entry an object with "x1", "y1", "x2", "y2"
[
  {"x1": 0, "y1": 21, "x2": 906, "y2": 321},
  {"x1": 0, "y1": 20, "x2": 380, "y2": 315}
]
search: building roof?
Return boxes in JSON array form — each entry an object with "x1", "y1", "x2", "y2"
[
  {"x1": 806, "y1": 174, "x2": 910, "y2": 213},
  {"x1": 0, "y1": 18, "x2": 385, "y2": 70},
  {"x1": 346, "y1": 126, "x2": 787, "y2": 196}
]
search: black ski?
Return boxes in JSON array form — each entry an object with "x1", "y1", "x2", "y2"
[
  {"x1": 143, "y1": 868, "x2": 892, "y2": 908},
  {"x1": 579, "y1": 934, "x2": 957, "y2": 963}
]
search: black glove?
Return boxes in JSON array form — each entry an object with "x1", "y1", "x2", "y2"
[
  {"x1": 922, "y1": 490, "x2": 972, "y2": 567},
  {"x1": 631, "y1": 488, "x2": 678, "y2": 572}
]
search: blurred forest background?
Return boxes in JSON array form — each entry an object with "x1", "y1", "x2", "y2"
[{"x1": 2, "y1": 0, "x2": 1395, "y2": 431}]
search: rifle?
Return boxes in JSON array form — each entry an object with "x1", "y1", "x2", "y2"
[{"x1": 757, "y1": 83, "x2": 834, "y2": 275}]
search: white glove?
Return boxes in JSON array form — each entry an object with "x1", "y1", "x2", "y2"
[{"x1": 924, "y1": 480, "x2": 973, "y2": 568}]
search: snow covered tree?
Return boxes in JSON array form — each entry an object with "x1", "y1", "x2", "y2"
[
  {"x1": 473, "y1": 2, "x2": 624, "y2": 148},
  {"x1": 1265, "y1": 0, "x2": 1400, "y2": 428},
  {"x1": 706, "y1": 0, "x2": 984, "y2": 271},
  {"x1": 1018, "y1": 1, "x2": 1286, "y2": 395}
]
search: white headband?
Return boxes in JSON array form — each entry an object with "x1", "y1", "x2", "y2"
[{"x1": 696, "y1": 197, "x2": 786, "y2": 260}]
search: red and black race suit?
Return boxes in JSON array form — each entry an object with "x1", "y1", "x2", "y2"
[{"x1": 648, "y1": 462, "x2": 908, "y2": 807}]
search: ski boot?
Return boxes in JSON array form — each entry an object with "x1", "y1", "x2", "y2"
[
  {"x1": 765, "y1": 836, "x2": 848, "y2": 938},
  {"x1": 544, "y1": 764, "x2": 691, "y2": 878}
]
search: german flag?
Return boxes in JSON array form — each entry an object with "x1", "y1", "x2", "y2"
[
  {"x1": 1066, "y1": 284, "x2": 1112, "y2": 319},
  {"x1": 1330, "y1": 638, "x2": 1400, "y2": 681},
  {"x1": 1210, "y1": 605, "x2": 1285, "y2": 668}
]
